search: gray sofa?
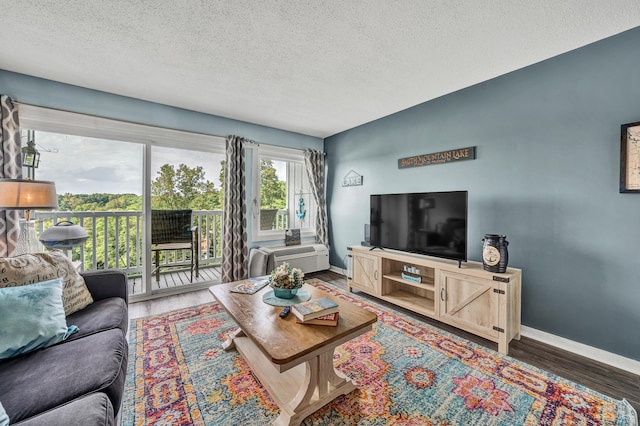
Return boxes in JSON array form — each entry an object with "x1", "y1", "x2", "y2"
[{"x1": 0, "y1": 270, "x2": 128, "y2": 426}]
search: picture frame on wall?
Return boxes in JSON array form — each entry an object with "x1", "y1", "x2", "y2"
[{"x1": 620, "y1": 121, "x2": 640, "y2": 193}]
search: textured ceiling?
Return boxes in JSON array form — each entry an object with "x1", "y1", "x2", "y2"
[{"x1": 1, "y1": 1, "x2": 639, "y2": 138}]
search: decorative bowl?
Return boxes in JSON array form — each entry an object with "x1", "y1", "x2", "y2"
[{"x1": 271, "y1": 286, "x2": 300, "y2": 299}]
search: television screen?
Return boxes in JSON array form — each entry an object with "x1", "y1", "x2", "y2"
[{"x1": 370, "y1": 191, "x2": 468, "y2": 261}]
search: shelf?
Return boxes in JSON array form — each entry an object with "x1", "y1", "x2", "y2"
[
  {"x1": 383, "y1": 273, "x2": 435, "y2": 291},
  {"x1": 381, "y1": 289, "x2": 435, "y2": 316}
]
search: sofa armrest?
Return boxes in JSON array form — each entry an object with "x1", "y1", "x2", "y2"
[
  {"x1": 13, "y1": 393, "x2": 114, "y2": 426},
  {"x1": 81, "y1": 270, "x2": 128, "y2": 304}
]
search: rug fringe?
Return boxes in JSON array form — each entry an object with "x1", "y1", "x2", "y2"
[{"x1": 621, "y1": 399, "x2": 638, "y2": 426}]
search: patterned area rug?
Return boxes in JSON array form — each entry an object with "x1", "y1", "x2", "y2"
[{"x1": 122, "y1": 279, "x2": 637, "y2": 425}]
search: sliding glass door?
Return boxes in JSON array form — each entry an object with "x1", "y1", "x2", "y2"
[
  {"x1": 27, "y1": 130, "x2": 146, "y2": 294},
  {"x1": 148, "y1": 145, "x2": 226, "y2": 295},
  {"x1": 19, "y1": 105, "x2": 228, "y2": 301}
]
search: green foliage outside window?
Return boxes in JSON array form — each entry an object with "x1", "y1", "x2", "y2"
[
  {"x1": 52, "y1": 160, "x2": 286, "y2": 271},
  {"x1": 260, "y1": 159, "x2": 286, "y2": 209}
]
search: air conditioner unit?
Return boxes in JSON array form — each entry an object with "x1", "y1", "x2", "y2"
[{"x1": 260, "y1": 243, "x2": 329, "y2": 274}]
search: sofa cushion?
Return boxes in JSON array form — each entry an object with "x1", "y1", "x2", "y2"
[
  {"x1": 0, "y1": 252, "x2": 93, "y2": 315},
  {"x1": 0, "y1": 401, "x2": 8, "y2": 426},
  {"x1": 0, "y1": 329, "x2": 127, "y2": 423},
  {"x1": 13, "y1": 393, "x2": 114, "y2": 426},
  {"x1": 0, "y1": 279, "x2": 78, "y2": 360},
  {"x1": 65, "y1": 297, "x2": 128, "y2": 341}
]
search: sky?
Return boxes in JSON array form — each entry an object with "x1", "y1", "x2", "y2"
[{"x1": 32, "y1": 131, "x2": 226, "y2": 195}]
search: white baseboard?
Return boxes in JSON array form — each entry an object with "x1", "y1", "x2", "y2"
[
  {"x1": 327, "y1": 263, "x2": 640, "y2": 376},
  {"x1": 329, "y1": 265, "x2": 347, "y2": 276},
  {"x1": 520, "y1": 326, "x2": 640, "y2": 376}
]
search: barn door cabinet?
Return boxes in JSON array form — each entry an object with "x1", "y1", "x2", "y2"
[
  {"x1": 347, "y1": 245, "x2": 521, "y2": 355},
  {"x1": 348, "y1": 250, "x2": 380, "y2": 296}
]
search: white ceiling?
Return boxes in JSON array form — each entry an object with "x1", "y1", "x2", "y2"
[{"x1": 1, "y1": 1, "x2": 639, "y2": 138}]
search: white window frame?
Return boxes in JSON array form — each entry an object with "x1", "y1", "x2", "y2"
[
  {"x1": 251, "y1": 144, "x2": 316, "y2": 242},
  {"x1": 17, "y1": 103, "x2": 226, "y2": 301}
]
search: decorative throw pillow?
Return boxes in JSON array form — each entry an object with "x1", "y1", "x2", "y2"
[
  {"x1": 0, "y1": 401, "x2": 8, "y2": 426},
  {"x1": 0, "y1": 252, "x2": 93, "y2": 315},
  {"x1": 0, "y1": 278, "x2": 78, "y2": 361}
]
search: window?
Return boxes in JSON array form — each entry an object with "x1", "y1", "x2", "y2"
[{"x1": 252, "y1": 145, "x2": 316, "y2": 241}]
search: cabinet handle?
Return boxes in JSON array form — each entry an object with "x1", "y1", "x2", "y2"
[
  {"x1": 374, "y1": 270, "x2": 378, "y2": 280},
  {"x1": 440, "y1": 288, "x2": 445, "y2": 301}
]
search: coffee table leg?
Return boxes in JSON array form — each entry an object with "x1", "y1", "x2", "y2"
[
  {"x1": 222, "y1": 328, "x2": 244, "y2": 351},
  {"x1": 274, "y1": 348, "x2": 357, "y2": 426}
]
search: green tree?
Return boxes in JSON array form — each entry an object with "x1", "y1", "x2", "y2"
[
  {"x1": 151, "y1": 163, "x2": 220, "y2": 210},
  {"x1": 260, "y1": 159, "x2": 286, "y2": 209},
  {"x1": 219, "y1": 160, "x2": 226, "y2": 189}
]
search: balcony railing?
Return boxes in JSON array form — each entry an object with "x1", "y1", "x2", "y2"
[
  {"x1": 32, "y1": 209, "x2": 288, "y2": 277},
  {"x1": 33, "y1": 210, "x2": 225, "y2": 276}
]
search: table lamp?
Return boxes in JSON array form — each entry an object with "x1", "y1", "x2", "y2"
[{"x1": 0, "y1": 178, "x2": 58, "y2": 255}]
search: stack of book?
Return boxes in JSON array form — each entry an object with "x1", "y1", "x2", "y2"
[{"x1": 291, "y1": 297, "x2": 340, "y2": 326}]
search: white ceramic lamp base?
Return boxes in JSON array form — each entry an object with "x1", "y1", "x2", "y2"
[{"x1": 16, "y1": 219, "x2": 44, "y2": 255}]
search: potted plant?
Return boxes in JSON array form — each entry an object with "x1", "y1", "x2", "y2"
[{"x1": 269, "y1": 262, "x2": 304, "y2": 299}]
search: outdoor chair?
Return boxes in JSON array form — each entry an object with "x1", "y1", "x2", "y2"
[
  {"x1": 260, "y1": 208, "x2": 278, "y2": 230},
  {"x1": 151, "y1": 209, "x2": 199, "y2": 284}
]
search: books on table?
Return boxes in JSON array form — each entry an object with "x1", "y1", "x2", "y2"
[
  {"x1": 291, "y1": 297, "x2": 339, "y2": 322},
  {"x1": 296, "y1": 312, "x2": 339, "y2": 326},
  {"x1": 229, "y1": 278, "x2": 269, "y2": 294}
]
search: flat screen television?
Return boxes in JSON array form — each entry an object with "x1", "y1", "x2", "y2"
[{"x1": 370, "y1": 191, "x2": 468, "y2": 262}]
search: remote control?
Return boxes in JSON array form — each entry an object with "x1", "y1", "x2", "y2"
[{"x1": 279, "y1": 306, "x2": 291, "y2": 318}]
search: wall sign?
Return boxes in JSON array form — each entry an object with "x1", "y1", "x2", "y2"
[
  {"x1": 398, "y1": 146, "x2": 476, "y2": 169},
  {"x1": 342, "y1": 170, "x2": 363, "y2": 187}
]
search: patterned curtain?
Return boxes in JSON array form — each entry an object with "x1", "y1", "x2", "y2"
[
  {"x1": 304, "y1": 149, "x2": 329, "y2": 247},
  {"x1": 0, "y1": 95, "x2": 23, "y2": 257},
  {"x1": 221, "y1": 135, "x2": 249, "y2": 282}
]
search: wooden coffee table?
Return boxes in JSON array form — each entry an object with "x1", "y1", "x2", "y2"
[{"x1": 209, "y1": 281, "x2": 377, "y2": 426}]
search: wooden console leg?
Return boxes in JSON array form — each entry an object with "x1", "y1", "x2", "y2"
[{"x1": 498, "y1": 338, "x2": 508, "y2": 355}]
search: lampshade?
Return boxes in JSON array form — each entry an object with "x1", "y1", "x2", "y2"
[
  {"x1": 0, "y1": 179, "x2": 58, "y2": 210},
  {"x1": 40, "y1": 221, "x2": 89, "y2": 249}
]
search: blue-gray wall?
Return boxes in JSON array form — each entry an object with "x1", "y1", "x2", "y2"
[
  {"x1": 325, "y1": 27, "x2": 640, "y2": 360},
  {"x1": 0, "y1": 70, "x2": 322, "y2": 150},
  {"x1": 0, "y1": 70, "x2": 323, "y2": 245}
]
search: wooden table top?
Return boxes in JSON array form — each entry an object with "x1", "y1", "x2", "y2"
[{"x1": 210, "y1": 281, "x2": 377, "y2": 365}]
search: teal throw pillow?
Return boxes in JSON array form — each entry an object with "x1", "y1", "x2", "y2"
[
  {"x1": 0, "y1": 278, "x2": 78, "y2": 360},
  {"x1": 0, "y1": 401, "x2": 8, "y2": 426}
]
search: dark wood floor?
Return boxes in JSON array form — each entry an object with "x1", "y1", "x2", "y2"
[{"x1": 309, "y1": 270, "x2": 640, "y2": 412}]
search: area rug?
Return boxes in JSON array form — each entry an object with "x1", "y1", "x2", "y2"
[{"x1": 122, "y1": 279, "x2": 637, "y2": 425}]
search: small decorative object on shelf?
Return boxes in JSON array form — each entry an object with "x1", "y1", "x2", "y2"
[
  {"x1": 285, "y1": 228, "x2": 301, "y2": 246},
  {"x1": 482, "y1": 234, "x2": 509, "y2": 273},
  {"x1": 269, "y1": 262, "x2": 305, "y2": 299},
  {"x1": 401, "y1": 272, "x2": 422, "y2": 283}
]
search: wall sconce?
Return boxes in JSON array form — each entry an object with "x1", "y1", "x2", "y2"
[{"x1": 0, "y1": 178, "x2": 58, "y2": 255}]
